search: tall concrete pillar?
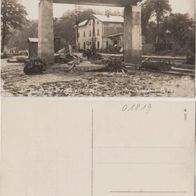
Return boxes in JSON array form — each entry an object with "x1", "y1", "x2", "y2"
[
  {"x1": 38, "y1": 0, "x2": 54, "y2": 64},
  {"x1": 124, "y1": 6, "x2": 142, "y2": 66}
]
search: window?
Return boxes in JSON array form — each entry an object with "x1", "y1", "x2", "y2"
[
  {"x1": 84, "y1": 42, "x2": 86, "y2": 50},
  {"x1": 97, "y1": 29, "x2": 100, "y2": 36},
  {"x1": 97, "y1": 41, "x2": 100, "y2": 49},
  {"x1": 78, "y1": 32, "x2": 80, "y2": 38},
  {"x1": 106, "y1": 40, "x2": 109, "y2": 49},
  {"x1": 97, "y1": 21, "x2": 99, "y2": 25},
  {"x1": 89, "y1": 30, "x2": 91, "y2": 37},
  {"x1": 83, "y1": 31, "x2": 85, "y2": 37}
]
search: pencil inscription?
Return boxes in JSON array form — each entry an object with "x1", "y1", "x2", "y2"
[{"x1": 122, "y1": 104, "x2": 152, "y2": 113}]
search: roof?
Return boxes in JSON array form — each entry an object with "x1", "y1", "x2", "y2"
[
  {"x1": 93, "y1": 14, "x2": 124, "y2": 23},
  {"x1": 28, "y1": 38, "x2": 38, "y2": 43},
  {"x1": 105, "y1": 32, "x2": 123, "y2": 38},
  {"x1": 78, "y1": 19, "x2": 88, "y2": 27},
  {"x1": 78, "y1": 14, "x2": 124, "y2": 27}
]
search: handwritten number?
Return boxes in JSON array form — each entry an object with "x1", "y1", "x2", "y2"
[
  {"x1": 122, "y1": 104, "x2": 128, "y2": 112},
  {"x1": 147, "y1": 104, "x2": 152, "y2": 114},
  {"x1": 122, "y1": 104, "x2": 152, "y2": 113},
  {"x1": 130, "y1": 104, "x2": 136, "y2": 111},
  {"x1": 135, "y1": 104, "x2": 140, "y2": 111},
  {"x1": 141, "y1": 104, "x2": 147, "y2": 111}
]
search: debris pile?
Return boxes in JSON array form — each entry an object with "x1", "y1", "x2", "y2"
[
  {"x1": 141, "y1": 58, "x2": 171, "y2": 71},
  {"x1": 24, "y1": 58, "x2": 46, "y2": 75}
]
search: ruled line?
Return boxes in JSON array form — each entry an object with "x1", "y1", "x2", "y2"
[
  {"x1": 110, "y1": 190, "x2": 187, "y2": 194},
  {"x1": 96, "y1": 162, "x2": 186, "y2": 165},
  {"x1": 91, "y1": 108, "x2": 94, "y2": 196},
  {"x1": 95, "y1": 146, "x2": 186, "y2": 149}
]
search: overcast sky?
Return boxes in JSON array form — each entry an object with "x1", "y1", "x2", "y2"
[{"x1": 19, "y1": 0, "x2": 195, "y2": 20}]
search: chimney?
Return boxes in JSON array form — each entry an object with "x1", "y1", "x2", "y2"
[{"x1": 105, "y1": 10, "x2": 110, "y2": 18}]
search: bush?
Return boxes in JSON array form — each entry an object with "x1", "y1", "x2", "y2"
[
  {"x1": 24, "y1": 58, "x2": 46, "y2": 75},
  {"x1": 105, "y1": 58, "x2": 127, "y2": 72}
]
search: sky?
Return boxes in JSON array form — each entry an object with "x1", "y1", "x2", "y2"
[{"x1": 19, "y1": 0, "x2": 195, "y2": 20}]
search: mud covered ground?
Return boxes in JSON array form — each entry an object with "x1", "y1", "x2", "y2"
[{"x1": 1, "y1": 59, "x2": 195, "y2": 97}]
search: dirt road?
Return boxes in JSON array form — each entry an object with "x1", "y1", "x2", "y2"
[{"x1": 1, "y1": 59, "x2": 195, "y2": 97}]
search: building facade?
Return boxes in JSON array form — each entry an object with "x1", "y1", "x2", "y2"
[{"x1": 76, "y1": 14, "x2": 124, "y2": 50}]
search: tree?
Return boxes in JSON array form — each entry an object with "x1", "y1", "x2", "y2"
[
  {"x1": 7, "y1": 20, "x2": 38, "y2": 51},
  {"x1": 162, "y1": 13, "x2": 195, "y2": 53},
  {"x1": 7, "y1": 9, "x2": 95, "y2": 52},
  {"x1": 142, "y1": 0, "x2": 171, "y2": 43},
  {"x1": 54, "y1": 9, "x2": 94, "y2": 46},
  {"x1": 1, "y1": 0, "x2": 27, "y2": 52}
]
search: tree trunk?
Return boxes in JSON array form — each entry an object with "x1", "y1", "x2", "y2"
[
  {"x1": 1, "y1": 18, "x2": 7, "y2": 53},
  {"x1": 1, "y1": 38, "x2": 5, "y2": 53},
  {"x1": 156, "y1": 17, "x2": 161, "y2": 44},
  {"x1": 1, "y1": 28, "x2": 6, "y2": 53}
]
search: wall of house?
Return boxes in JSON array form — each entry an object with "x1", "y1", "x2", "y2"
[
  {"x1": 77, "y1": 25, "x2": 88, "y2": 50},
  {"x1": 77, "y1": 18, "x2": 103, "y2": 50},
  {"x1": 102, "y1": 35, "x2": 123, "y2": 50},
  {"x1": 94, "y1": 18, "x2": 103, "y2": 50},
  {"x1": 102, "y1": 38, "x2": 113, "y2": 49},
  {"x1": 101, "y1": 22, "x2": 123, "y2": 49},
  {"x1": 102, "y1": 23, "x2": 123, "y2": 37},
  {"x1": 77, "y1": 19, "x2": 124, "y2": 50}
]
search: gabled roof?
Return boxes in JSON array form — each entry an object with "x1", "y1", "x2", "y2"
[
  {"x1": 93, "y1": 14, "x2": 124, "y2": 23},
  {"x1": 78, "y1": 19, "x2": 88, "y2": 27},
  {"x1": 78, "y1": 14, "x2": 124, "y2": 27},
  {"x1": 105, "y1": 32, "x2": 123, "y2": 38}
]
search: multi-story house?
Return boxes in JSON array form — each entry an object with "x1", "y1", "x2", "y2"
[{"x1": 76, "y1": 14, "x2": 124, "y2": 50}]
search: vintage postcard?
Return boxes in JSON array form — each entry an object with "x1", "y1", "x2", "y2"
[
  {"x1": 0, "y1": 99, "x2": 195, "y2": 195},
  {"x1": 0, "y1": 0, "x2": 195, "y2": 195},
  {"x1": 1, "y1": 0, "x2": 195, "y2": 97}
]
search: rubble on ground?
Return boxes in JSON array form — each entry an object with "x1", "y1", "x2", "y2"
[{"x1": 1, "y1": 59, "x2": 194, "y2": 97}]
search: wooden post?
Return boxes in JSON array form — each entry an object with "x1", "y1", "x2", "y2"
[
  {"x1": 124, "y1": 5, "x2": 142, "y2": 66},
  {"x1": 38, "y1": 0, "x2": 54, "y2": 64}
]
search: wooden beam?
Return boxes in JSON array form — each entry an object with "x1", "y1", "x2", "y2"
[{"x1": 53, "y1": 0, "x2": 141, "y2": 7}]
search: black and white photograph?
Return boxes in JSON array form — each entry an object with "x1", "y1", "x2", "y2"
[
  {"x1": 0, "y1": 1, "x2": 196, "y2": 196},
  {"x1": 1, "y1": 0, "x2": 195, "y2": 97}
]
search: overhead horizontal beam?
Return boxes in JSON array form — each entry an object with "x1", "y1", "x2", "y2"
[{"x1": 53, "y1": 0, "x2": 142, "y2": 7}]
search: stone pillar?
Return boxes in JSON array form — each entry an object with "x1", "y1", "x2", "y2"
[
  {"x1": 38, "y1": 0, "x2": 54, "y2": 64},
  {"x1": 124, "y1": 6, "x2": 142, "y2": 66}
]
